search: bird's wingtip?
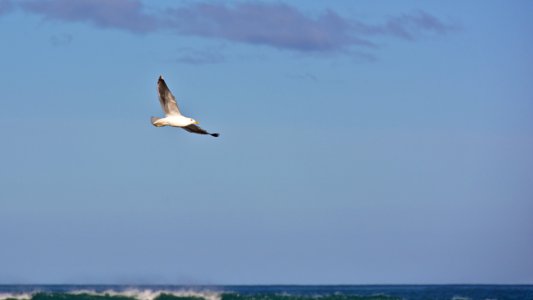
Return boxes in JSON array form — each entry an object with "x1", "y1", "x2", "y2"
[
  {"x1": 158, "y1": 75, "x2": 164, "y2": 81},
  {"x1": 211, "y1": 133, "x2": 220, "y2": 137}
]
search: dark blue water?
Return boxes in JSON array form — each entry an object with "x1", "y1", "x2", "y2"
[{"x1": 0, "y1": 285, "x2": 532, "y2": 300}]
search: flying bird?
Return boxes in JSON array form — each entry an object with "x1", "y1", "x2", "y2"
[{"x1": 151, "y1": 75, "x2": 219, "y2": 137}]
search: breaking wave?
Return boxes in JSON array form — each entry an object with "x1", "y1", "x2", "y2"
[
  {"x1": 0, "y1": 289, "x2": 400, "y2": 300},
  {"x1": 0, "y1": 290, "x2": 222, "y2": 300},
  {"x1": 2, "y1": 285, "x2": 531, "y2": 300}
]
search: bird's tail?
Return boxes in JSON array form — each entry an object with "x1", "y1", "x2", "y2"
[{"x1": 151, "y1": 116, "x2": 162, "y2": 127}]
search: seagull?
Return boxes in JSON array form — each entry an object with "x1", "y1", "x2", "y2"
[{"x1": 151, "y1": 75, "x2": 219, "y2": 137}]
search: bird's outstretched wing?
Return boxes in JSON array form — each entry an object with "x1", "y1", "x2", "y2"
[
  {"x1": 182, "y1": 124, "x2": 219, "y2": 137},
  {"x1": 157, "y1": 76, "x2": 182, "y2": 116}
]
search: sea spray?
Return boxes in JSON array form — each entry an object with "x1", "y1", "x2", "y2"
[
  {"x1": 1, "y1": 285, "x2": 531, "y2": 300},
  {"x1": 0, "y1": 290, "x2": 222, "y2": 300}
]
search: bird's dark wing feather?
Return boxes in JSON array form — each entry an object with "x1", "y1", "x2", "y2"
[
  {"x1": 183, "y1": 124, "x2": 209, "y2": 135},
  {"x1": 182, "y1": 124, "x2": 219, "y2": 137},
  {"x1": 157, "y1": 76, "x2": 182, "y2": 116}
]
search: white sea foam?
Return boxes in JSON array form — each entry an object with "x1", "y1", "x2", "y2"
[
  {"x1": 0, "y1": 290, "x2": 221, "y2": 300},
  {"x1": 451, "y1": 296, "x2": 471, "y2": 300},
  {"x1": 81, "y1": 289, "x2": 220, "y2": 300},
  {"x1": 0, "y1": 293, "x2": 33, "y2": 300}
]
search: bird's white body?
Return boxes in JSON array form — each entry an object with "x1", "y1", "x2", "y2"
[{"x1": 152, "y1": 115, "x2": 195, "y2": 127}]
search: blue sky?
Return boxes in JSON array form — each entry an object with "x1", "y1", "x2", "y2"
[{"x1": 0, "y1": 0, "x2": 532, "y2": 284}]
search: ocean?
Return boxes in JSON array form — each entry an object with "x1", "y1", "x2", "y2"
[{"x1": 0, "y1": 285, "x2": 532, "y2": 300}]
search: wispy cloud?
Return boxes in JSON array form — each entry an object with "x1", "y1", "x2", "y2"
[
  {"x1": 174, "y1": 46, "x2": 225, "y2": 65},
  {"x1": 165, "y1": 3, "x2": 374, "y2": 52},
  {"x1": 164, "y1": 4, "x2": 456, "y2": 53},
  {"x1": 363, "y1": 11, "x2": 457, "y2": 41},
  {"x1": 20, "y1": 0, "x2": 157, "y2": 33},
  {"x1": 15, "y1": 1, "x2": 457, "y2": 55},
  {"x1": 0, "y1": 0, "x2": 13, "y2": 15}
]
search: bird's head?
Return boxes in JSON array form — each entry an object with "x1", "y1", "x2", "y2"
[{"x1": 190, "y1": 118, "x2": 199, "y2": 125}]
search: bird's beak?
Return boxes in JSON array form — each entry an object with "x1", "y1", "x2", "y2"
[{"x1": 194, "y1": 120, "x2": 200, "y2": 125}]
